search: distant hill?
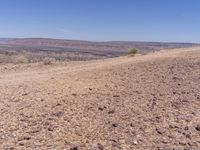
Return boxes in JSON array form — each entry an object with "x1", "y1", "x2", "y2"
[
  {"x1": 0, "y1": 38, "x2": 199, "y2": 63},
  {"x1": 0, "y1": 38, "x2": 199, "y2": 54}
]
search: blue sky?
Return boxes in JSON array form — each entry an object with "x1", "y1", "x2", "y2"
[{"x1": 0, "y1": 0, "x2": 200, "y2": 42}]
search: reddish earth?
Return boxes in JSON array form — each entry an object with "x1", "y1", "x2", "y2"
[{"x1": 0, "y1": 47, "x2": 200, "y2": 150}]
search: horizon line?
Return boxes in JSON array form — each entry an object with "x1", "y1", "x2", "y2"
[{"x1": 0, "y1": 37, "x2": 200, "y2": 44}]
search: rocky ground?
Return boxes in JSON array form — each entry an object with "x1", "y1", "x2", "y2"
[{"x1": 0, "y1": 47, "x2": 200, "y2": 150}]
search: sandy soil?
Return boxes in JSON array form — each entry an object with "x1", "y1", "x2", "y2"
[{"x1": 0, "y1": 47, "x2": 200, "y2": 150}]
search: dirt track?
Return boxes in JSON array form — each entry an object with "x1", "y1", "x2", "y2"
[{"x1": 0, "y1": 47, "x2": 200, "y2": 150}]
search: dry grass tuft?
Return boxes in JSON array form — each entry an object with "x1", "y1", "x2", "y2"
[{"x1": 42, "y1": 57, "x2": 56, "y2": 65}]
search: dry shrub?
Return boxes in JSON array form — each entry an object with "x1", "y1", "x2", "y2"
[
  {"x1": 0, "y1": 54, "x2": 28, "y2": 64},
  {"x1": 128, "y1": 48, "x2": 138, "y2": 55},
  {"x1": 42, "y1": 57, "x2": 56, "y2": 65},
  {"x1": 12, "y1": 55, "x2": 28, "y2": 63}
]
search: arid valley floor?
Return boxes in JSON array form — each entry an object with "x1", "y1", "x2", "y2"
[{"x1": 0, "y1": 47, "x2": 200, "y2": 150}]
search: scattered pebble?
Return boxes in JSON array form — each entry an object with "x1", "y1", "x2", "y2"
[{"x1": 18, "y1": 135, "x2": 31, "y2": 141}]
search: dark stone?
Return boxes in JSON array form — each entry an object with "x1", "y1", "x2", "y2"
[
  {"x1": 19, "y1": 142, "x2": 25, "y2": 146},
  {"x1": 98, "y1": 107, "x2": 104, "y2": 111},
  {"x1": 22, "y1": 93, "x2": 28, "y2": 96},
  {"x1": 186, "y1": 134, "x2": 191, "y2": 139},
  {"x1": 72, "y1": 93, "x2": 77, "y2": 97},
  {"x1": 112, "y1": 123, "x2": 118, "y2": 127},
  {"x1": 184, "y1": 126, "x2": 189, "y2": 131},
  {"x1": 195, "y1": 124, "x2": 200, "y2": 131},
  {"x1": 70, "y1": 146, "x2": 78, "y2": 150},
  {"x1": 48, "y1": 126, "x2": 54, "y2": 132},
  {"x1": 97, "y1": 143, "x2": 104, "y2": 150},
  {"x1": 156, "y1": 128, "x2": 164, "y2": 134},
  {"x1": 113, "y1": 95, "x2": 120, "y2": 97},
  {"x1": 108, "y1": 110, "x2": 115, "y2": 114}
]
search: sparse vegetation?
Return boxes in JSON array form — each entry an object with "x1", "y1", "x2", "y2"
[
  {"x1": 42, "y1": 57, "x2": 56, "y2": 65},
  {"x1": 128, "y1": 48, "x2": 138, "y2": 55},
  {"x1": 0, "y1": 54, "x2": 28, "y2": 64},
  {"x1": 0, "y1": 50, "x2": 103, "y2": 64}
]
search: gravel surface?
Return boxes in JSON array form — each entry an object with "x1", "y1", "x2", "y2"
[{"x1": 0, "y1": 47, "x2": 200, "y2": 150}]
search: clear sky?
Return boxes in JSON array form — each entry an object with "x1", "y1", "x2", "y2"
[{"x1": 0, "y1": 0, "x2": 200, "y2": 42}]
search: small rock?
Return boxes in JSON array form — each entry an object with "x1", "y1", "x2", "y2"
[
  {"x1": 108, "y1": 110, "x2": 115, "y2": 114},
  {"x1": 48, "y1": 126, "x2": 54, "y2": 132},
  {"x1": 27, "y1": 127, "x2": 41, "y2": 134},
  {"x1": 112, "y1": 123, "x2": 118, "y2": 127},
  {"x1": 186, "y1": 134, "x2": 191, "y2": 139},
  {"x1": 156, "y1": 128, "x2": 164, "y2": 135},
  {"x1": 56, "y1": 103, "x2": 62, "y2": 106},
  {"x1": 52, "y1": 111, "x2": 63, "y2": 117},
  {"x1": 22, "y1": 93, "x2": 28, "y2": 96},
  {"x1": 179, "y1": 140, "x2": 186, "y2": 146},
  {"x1": 18, "y1": 135, "x2": 31, "y2": 141},
  {"x1": 90, "y1": 143, "x2": 104, "y2": 150},
  {"x1": 19, "y1": 142, "x2": 25, "y2": 146},
  {"x1": 196, "y1": 124, "x2": 200, "y2": 131},
  {"x1": 196, "y1": 138, "x2": 200, "y2": 143},
  {"x1": 70, "y1": 146, "x2": 78, "y2": 150},
  {"x1": 184, "y1": 126, "x2": 189, "y2": 130},
  {"x1": 162, "y1": 139, "x2": 168, "y2": 144},
  {"x1": 183, "y1": 146, "x2": 191, "y2": 150},
  {"x1": 133, "y1": 140, "x2": 138, "y2": 145},
  {"x1": 98, "y1": 107, "x2": 104, "y2": 111},
  {"x1": 113, "y1": 95, "x2": 120, "y2": 97},
  {"x1": 169, "y1": 124, "x2": 179, "y2": 129},
  {"x1": 72, "y1": 93, "x2": 77, "y2": 97},
  {"x1": 119, "y1": 139, "x2": 125, "y2": 144}
]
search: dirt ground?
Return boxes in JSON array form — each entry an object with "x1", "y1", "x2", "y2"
[{"x1": 0, "y1": 47, "x2": 200, "y2": 150}]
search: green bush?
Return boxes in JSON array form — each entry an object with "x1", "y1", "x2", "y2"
[{"x1": 128, "y1": 48, "x2": 138, "y2": 55}]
